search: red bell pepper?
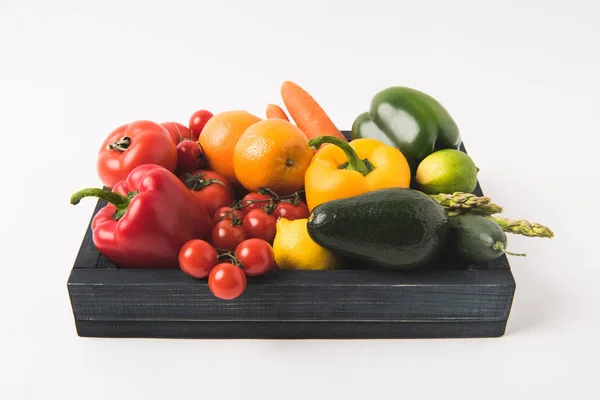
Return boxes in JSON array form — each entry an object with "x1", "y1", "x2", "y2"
[
  {"x1": 97, "y1": 120, "x2": 177, "y2": 188},
  {"x1": 71, "y1": 164, "x2": 213, "y2": 269}
]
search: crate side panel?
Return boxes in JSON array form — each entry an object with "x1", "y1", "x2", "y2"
[{"x1": 68, "y1": 269, "x2": 515, "y2": 322}]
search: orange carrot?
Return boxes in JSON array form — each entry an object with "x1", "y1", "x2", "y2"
[
  {"x1": 280, "y1": 81, "x2": 347, "y2": 141},
  {"x1": 266, "y1": 104, "x2": 289, "y2": 121}
]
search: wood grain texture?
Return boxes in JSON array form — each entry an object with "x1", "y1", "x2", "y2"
[
  {"x1": 66, "y1": 133, "x2": 516, "y2": 339},
  {"x1": 68, "y1": 268, "x2": 515, "y2": 322}
]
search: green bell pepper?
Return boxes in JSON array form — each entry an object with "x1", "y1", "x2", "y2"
[{"x1": 351, "y1": 86, "x2": 461, "y2": 171}]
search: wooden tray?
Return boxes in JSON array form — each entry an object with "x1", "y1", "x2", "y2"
[{"x1": 66, "y1": 132, "x2": 516, "y2": 339}]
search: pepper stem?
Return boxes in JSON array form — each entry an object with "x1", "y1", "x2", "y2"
[
  {"x1": 70, "y1": 188, "x2": 131, "y2": 220},
  {"x1": 308, "y1": 136, "x2": 370, "y2": 176}
]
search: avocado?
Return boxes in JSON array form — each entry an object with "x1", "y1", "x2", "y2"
[{"x1": 306, "y1": 188, "x2": 449, "y2": 270}]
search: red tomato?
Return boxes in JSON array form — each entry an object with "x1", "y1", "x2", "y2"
[
  {"x1": 176, "y1": 140, "x2": 206, "y2": 174},
  {"x1": 235, "y1": 239, "x2": 276, "y2": 276},
  {"x1": 211, "y1": 220, "x2": 247, "y2": 252},
  {"x1": 213, "y1": 206, "x2": 244, "y2": 224},
  {"x1": 240, "y1": 193, "x2": 273, "y2": 214},
  {"x1": 178, "y1": 240, "x2": 218, "y2": 278},
  {"x1": 189, "y1": 110, "x2": 213, "y2": 141},
  {"x1": 181, "y1": 170, "x2": 235, "y2": 216},
  {"x1": 242, "y1": 209, "x2": 277, "y2": 243},
  {"x1": 161, "y1": 122, "x2": 192, "y2": 144},
  {"x1": 272, "y1": 200, "x2": 310, "y2": 220},
  {"x1": 97, "y1": 120, "x2": 177, "y2": 188},
  {"x1": 208, "y1": 262, "x2": 247, "y2": 300}
]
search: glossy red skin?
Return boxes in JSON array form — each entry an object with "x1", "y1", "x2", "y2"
[
  {"x1": 211, "y1": 220, "x2": 247, "y2": 252},
  {"x1": 181, "y1": 169, "x2": 235, "y2": 216},
  {"x1": 242, "y1": 209, "x2": 277, "y2": 244},
  {"x1": 208, "y1": 263, "x2": 247, "y2": 300},
  {"x1": 235, "y1": 239, "x2": 275, "y2": 276},
  {"x1": 97, "y1": 120, "x2": 177, "y2": 188},
  {"x1": 189, "y1": 110, "x2": 213, "y2": 141},
  {"x1": 161, "y1": 122, "x2": 192, "y2": 144},
  {"x1": 176, "y1": 140, "x2": 206, "y2": 174},
  {"x1": 213, "y1": 207, "x2": 244, "y2": 225},
  {"x1": 91, "y1": 165, "x2": 213, "y2": 269},
  {"x1": 240, "y1": 193, "x2": 273, "y2": 214},
  {"x1": 272, "y1": 200, "x2": 310, "y2": 220},
  {"x1": 178, "y1": 239, "x2": 218, "y2": 278}
]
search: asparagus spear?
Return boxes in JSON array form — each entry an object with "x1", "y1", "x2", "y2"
[{"x1": 428, "y1": 192, "x2": 554, "y2": 238}]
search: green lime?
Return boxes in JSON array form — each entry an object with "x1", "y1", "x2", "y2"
[{"x1": 415, "y1": 149, "x2": 479, "y2": 194}]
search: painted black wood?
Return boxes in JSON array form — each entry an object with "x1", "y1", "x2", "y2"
[{"x1": 66, "y1": 133, "x2": 516, "y2": 339}]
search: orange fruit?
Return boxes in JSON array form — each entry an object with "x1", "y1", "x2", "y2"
[
  {"x1": 233, "y1": 119, "x2": 313, "y2": 195},
  {"x1": 198, "y1": 110, "x2": 262, "y2": 186}
]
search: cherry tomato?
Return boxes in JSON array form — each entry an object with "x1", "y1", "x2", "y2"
[
  {"x1": 272, "y1": 200, "x2": 310, "y2": 220},
  {"x1": 211, "y1": 220, "x2": 247, "y2": 252},
  {"x1": 235, "y1": 239, "x2": 276, "y2": 276},
  {"x1": 176, "y1": 140, "x2": 206, "y2": 174},
  {"x1": 242, "y1": 209, "x2": 277, "y2": 243},
  {"x1": 181, "y1": 170, "x2": 235, "y2": 216},
  {"x1": 208, "y1": 262, "x2": 247, "y2": 300},
  {"x1": 189, "y1": 110, "x2": 213, "y2": 141},
  {"x1": 178, "y1": 240, "x2": 218, "y2": 278},
  {"x1": 213, "y1": 206, "x2": 244, "y2": 224},
  {"x1": 161, "y1": 122, "x2": 192, "y2": 144},
  {"x1": 240, "y1": 193, "x2": 273, "y2": 214}
]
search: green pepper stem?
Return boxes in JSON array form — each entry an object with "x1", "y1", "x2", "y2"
[
  {"x1": 70, "y1": 188, "x2": 131, "y2": 220},
  {"x1": 308, "y1": 136, "x2": 370, "y2": 175}
]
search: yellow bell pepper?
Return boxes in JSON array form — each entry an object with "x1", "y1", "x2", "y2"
[{"x1": 304, "y1": 136, "x2": 411, "y2": 210}]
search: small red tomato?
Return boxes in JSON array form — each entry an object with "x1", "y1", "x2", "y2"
[
  {"x1": 211, "y1": 220, "x2": 247, "y2": 252},
  {"x1": 189, "y1": 110, "x2": 213, "y2": 141},
  {"x1": 235, "y1": 239, "x2": 276, "y2": 276},
  {"x1": 272, "y1": 200, "x2": 310, "y2": 220},
  {"x1": 181, "y1": 170, "x2": 235, "y2": 216},
  {"x1": 208, "y1": 262, "x2": 247, "y2": 300},
  {"x1": 240, "y1": 193, "x2": 273, "y2": 214},
  {"x1": 213, "y1": 206, "x2": 244, "y2": 225},
  {"x1": 242, "y1": 208, "x2": 277, "y2": 244},
  {"x1": 178, "y1": 240, "x2": 218, "y2": 278},
  {"x1": 176, "y1": 140, "x2": 206, "y2": 174},
  {"x1": 161, "y1": 121, "x2": 192, "y2": 144}
]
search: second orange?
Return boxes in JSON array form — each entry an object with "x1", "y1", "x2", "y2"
[{"x1": 233, "y1": 119, "x2": 313, "y2": 195}]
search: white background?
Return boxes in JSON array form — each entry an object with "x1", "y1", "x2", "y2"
[{"x1": 1, "y1": 0, "x2": 599, "y2": 398}]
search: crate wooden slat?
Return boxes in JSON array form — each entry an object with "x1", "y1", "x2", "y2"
[{"x1": 66, "y1": 133, "x2": 516, "y2": 339}]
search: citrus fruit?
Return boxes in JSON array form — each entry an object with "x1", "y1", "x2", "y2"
[
  {"x1": 198, "y1": 110, "x2": 261, "y2": 186},
  {"x1": 273, "y1": 218, "x2": 339, "y2": 270},
  {"x1": 415, "y1": 149, "x2": 479, "y2": 194},
  {"x1": 233, "y1": 119, "x2": 313, "y2": 195}
]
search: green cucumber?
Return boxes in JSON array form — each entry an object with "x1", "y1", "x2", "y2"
[{"x1": 448, "y1": 215, "x2": 525, "y2": 263}]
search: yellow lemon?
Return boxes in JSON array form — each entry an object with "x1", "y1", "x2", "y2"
[{"x1": 273, "y1": 218, "x2": 339, "y2": 270}]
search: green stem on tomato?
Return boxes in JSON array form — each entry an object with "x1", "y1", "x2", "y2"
[
  {"x1": 70, "y1": 188, "x2": 131, "y2": 220},
  {"x1": 107, "y1": 136, "x2": 131, "y2": 151},
  {"x1": 308, "y1": 136, "x2": 372, "y2": 176},
  {"x1": 183, "y1": 173, "x2": 227, "y2": 191}
]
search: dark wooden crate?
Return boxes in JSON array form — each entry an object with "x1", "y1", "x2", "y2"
[{"x1": 67, "y1": 133, "x2": 516, "y2": 339}]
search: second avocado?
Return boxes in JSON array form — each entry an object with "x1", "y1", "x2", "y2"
[{"x1": 307, "y1": 188, "x2": 449, "y2": 270}]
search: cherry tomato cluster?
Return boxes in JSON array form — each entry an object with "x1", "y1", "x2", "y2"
[
  {"x1": 211, "y1": 190, "x2": 310, "y2": 251},
  {"x1": 179, "y1": 238, "x2": 275, "y2": 300},
  {"x1": 161, "y1": 110, "x2": 213, "y2": 176}
]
